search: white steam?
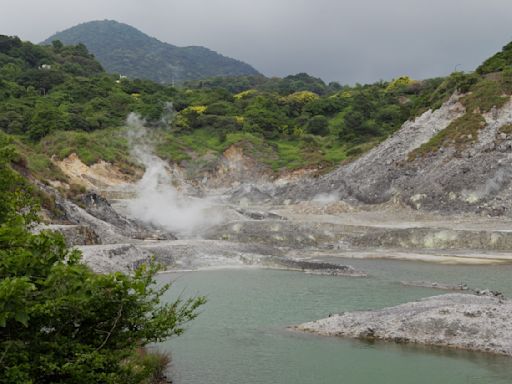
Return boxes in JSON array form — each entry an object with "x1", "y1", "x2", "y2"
[
  {"x1": 312, "y1": 192, "x2": 340, "y2": 204},
  {"x1": 124, "y1": 113, "x2": 220, "y2": 235},
  {"x1": 462, "y1": 168, "x2": 512, "y2": 203}
]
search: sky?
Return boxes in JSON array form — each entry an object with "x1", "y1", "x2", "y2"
[{"x1": 2, "y1": 0, "x2": 512, "y2": 84}]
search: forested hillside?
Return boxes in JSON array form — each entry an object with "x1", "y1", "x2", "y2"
[
  {"x1": 2, "y1": 34, "x2": 512, "y2": 184},
  {"x1": 42, "y1": 20, "x2": 260, "y2": 84}
]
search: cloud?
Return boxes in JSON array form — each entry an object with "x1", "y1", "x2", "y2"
[{"x1": 1, "y1": 0, "x2": 512, "y2": 84}]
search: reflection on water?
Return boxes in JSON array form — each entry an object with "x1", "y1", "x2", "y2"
[{"x1": 156, "y1": 260, "x2": 512, "y2": 384}]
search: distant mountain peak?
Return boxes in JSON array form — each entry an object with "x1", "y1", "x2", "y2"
[{"x1": 42, "y1": 20, "x2": 260, "y2": 83}]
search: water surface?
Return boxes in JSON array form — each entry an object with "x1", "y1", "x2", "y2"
[{"x1": 157, "y1": 259, "x2": 512, "y2": 384}]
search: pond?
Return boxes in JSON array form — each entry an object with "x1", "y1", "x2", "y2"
[{"x1": 157, "y1": 259, "x2": 512, "y2": 384}]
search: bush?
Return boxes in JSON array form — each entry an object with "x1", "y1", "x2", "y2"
[
  {"x1": 306, "y1": 115, "x2": 329, "y2": 135},
  {"x1": 0, "y1": 138, "x2": 205, "y2": 383}
]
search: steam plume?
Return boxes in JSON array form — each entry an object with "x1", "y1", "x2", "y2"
[{"x1": 124, "y1": 113, "x2": 220, "y2": 235}]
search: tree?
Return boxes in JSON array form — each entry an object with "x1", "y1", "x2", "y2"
[
  {"x1": 51, "y1": 40, "x2": 63, "y2": 52},
  {"x1": 306, "y1": 115, "x2": 329, "y2": 136},
  {"x1": 243, "y1": 95, "x2": 289, "y2": 138},
  {"x1": 0, "y1": 136, "x2": 205, "y2": 383},
  {"x1": 28, "y1": 101, "x2": 69, "y2": 140},
  {"x1": 0, "y1": 35, "x2": 22, "y2": 54}
]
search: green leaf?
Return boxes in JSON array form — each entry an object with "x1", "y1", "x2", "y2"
[{"x1": 14, "y1": 311, "x2": 29, "y2": 327}]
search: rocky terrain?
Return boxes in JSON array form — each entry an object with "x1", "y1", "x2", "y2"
[
  {"x1": 280, "y1": 94, "x2": 512, "y2": 216},
  {"x1": 38, "y1": 94, "x2": 512, "y2": 273},
  {"x1": 32, "y1": 90, "x2": 512, "y2": 358},
  {"x1": 295, "y1": 293, "x2": 512, "y2": 357}
]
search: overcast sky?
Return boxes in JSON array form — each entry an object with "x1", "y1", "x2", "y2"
[{"x1": 2, "y1": 0, "x2": 512, "y2": 84}]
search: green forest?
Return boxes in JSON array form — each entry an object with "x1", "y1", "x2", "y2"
[{"x1": 3, "y1": 34, "x2": 505, "y2": 179}]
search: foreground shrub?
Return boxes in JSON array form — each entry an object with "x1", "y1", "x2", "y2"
[{"x1": 0, "y1": 137, "x2": 205, "y2": 383}]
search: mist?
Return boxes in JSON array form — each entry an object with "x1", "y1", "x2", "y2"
[
  {"x1": 462, "y1": 168, "x2": 512, "y2": 203},
  {"x1": 312, "y1": 192, "x2": 340, "y2": 204},
  {"x1": 124, "y1": 113, "x2": 222, "y2": 235}
]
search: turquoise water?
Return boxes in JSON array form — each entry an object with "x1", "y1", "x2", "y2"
[{"x1": 156, "y1": 259, "x2": 512, "y2": 384}]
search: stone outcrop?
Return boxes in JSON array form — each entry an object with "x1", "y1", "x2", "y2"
[
  {"x1": 53, "y1": 152, "x2": 138, "y2": 189},
  {"x1": 279, "y1": 95, "x2": 512, "y2": 217},
  {"x1": 35, "y1": 224, "x2": 101, "y2": 246},
  {"x1": 261, "y1": 256, "x2": 367, "y2": 277},
  {"x1": 204, "y1": 218, "x2": 512, "y2": 253},
  {"x1": 37, "y1": 183, "x2": 176, "y2": 244},
  {"x1": 76, "y1": 239, "x2": 367, "y2": 276},
  {"x1": 279, "y1": 94, "x2": 466, "y2": 204},
  {"x1": 295, "y1": 293, "x2": 512, "y2": 356},
  {"x1": 80, "y1": 192, "x2": 175, "y2": 240}
]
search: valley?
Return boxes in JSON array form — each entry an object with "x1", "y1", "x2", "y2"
[{"x1": 3, "y1": 28, "x2": 512, "y2": 383}]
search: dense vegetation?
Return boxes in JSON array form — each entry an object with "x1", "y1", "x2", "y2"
[
  {"x1": 42, "y1": 20, "x2": 260, "y2": 84},
  {"x1": 0, "y1": 132, "x2": 205, "y2": 383},
  {"x1": 477, "y1": 41, "x2": 512, "y2": 75},
  {"x1": 4, "y1": 33, "x2": 507, "y2": 176}
]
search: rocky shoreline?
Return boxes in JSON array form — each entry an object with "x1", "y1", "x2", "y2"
[{"x1": 294, "y1": 293, "x2": 512, "y2": 357}]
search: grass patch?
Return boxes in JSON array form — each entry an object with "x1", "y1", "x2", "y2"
[
  {"x1": 38, "y1": 127, "x2": 132, "y2": 165},
  {"x1": 267, "y1": 136, "x2": 333, "y2": 171},
  {"x1": 499, "y1": 123, "x2": 512, "y2": 135},
  {"x1": 156, "y1": 128, "x2": 348, "y2": 173},
  {"x1": 408, "y1": 112, "x2": 486, "y2": 160},
  {"x1": 11, "y1": 137, "x2": 67, "y2": 181},
  {"x1": 122, "y1": 348, "x2": 171, "y2": 384},
  {"x1": 270, "y1": 140, "x2": 304, "y2": 170},
  {"x1": 28, "y1": 125, "x2": 353, "y2": 177},
  {"x1": 155, "y1": 129, "x2": 268, "y2": 162},
  {"x1": 462, "y1": 78, "x2": 509, "y2": 113},
  {"x1": 323, "y1": 144, "x2": 347, "y2": 164},
  {"x1": 25, "y1": 152, "x2": 65, "y2": 181}
]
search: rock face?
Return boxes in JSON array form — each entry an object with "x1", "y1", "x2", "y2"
[
  {"x1": 80, "y1": 192, "x2": 175, "y2": 240},
  {"x1": 204, "y1": 218, "x2": 512, "y2": 252},
  {"x1": 36, "y1": 224, "x2": 100, "y2": 246},
  {"x1": 78, "y1": 244, "x2": 152, "y2": 274},
  {"x1": 280, "y1": 94, "x2": 466, "y2": 204},
  {"x1": 54, "y1": 153, "x2": 137, "y2": 189},
  {"x1": 281, "y1": 95, "x2": 512, "y2": 217},
  {"x1": 295, "y1": 293, "x2": 512, "y2": 357},
  {"x1": 228, "y1": 184, "x2": 273, "y2": 204},
  {"x1": 37, "y1": 183, "x2": 176, "y2": 244},
  {"x1": 50, "y1": 189, "x2": 132, "y2": 244}
]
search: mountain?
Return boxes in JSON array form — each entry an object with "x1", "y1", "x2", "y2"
[{"x1": 41, "y1": 20, "x2": 260, "y2": 84}]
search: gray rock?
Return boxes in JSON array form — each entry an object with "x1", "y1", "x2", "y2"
[
  {"x1": 34, "y1": 224, "x2": 100, "y2": 246},
  {"x1": 204, "y1": 219, "x2": 512, "y2": 251},
  {"x1": 229, "y1": 184, "x2": 272, "y2": 204},
  {"x1": 400, "y1": 281, "x2": 470, "y2": 291},
  {"x1": 262, "y1": 256, "x2": 366, "y2": 277},
  {"x1": 235, "y1": 208, "x2": 287, "y2": 221},
  {"x1": 295, "y1": 293, "x2": 512, "y2": 357},
  {"x1": 80, "y1": 192, "x2": 176, "y2": 240},
  {"x1": 36, "y1": 183, "x2": 176, "y2": 243}
]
